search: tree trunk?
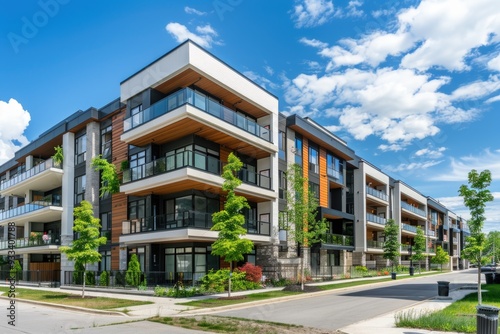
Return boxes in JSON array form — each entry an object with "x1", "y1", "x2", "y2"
[
  {"x1": 477, "y1": 265, "x2": 482, "y2": 305},
  {"x1": 228, "y1": 262, "x2": 232, "y2": 298},
  {"x1": 82, "y1": 266, "x2": 86, "y2": 299},
  {"x1": 300, "y1": 247, "x2": 305, "y2": 291}
]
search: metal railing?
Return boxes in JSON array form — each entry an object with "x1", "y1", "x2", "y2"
[
  {"x1": 122, "y1": 150, "x2": 271, "y2": 190},
  {"x1": 0, "y1": 200, "x2": 62, "y2": 221},
  {"x1": 366, "y1": 213, "x2": 386, "y2": 225},
  {"x1": 322, "y1": 233, "x2": 354, "y2": 247},
  {"x1": 401, "y1": 223, "x2": 418, "y2": 233},
  {"x1": 366, "y1": 186, "x2": 388, "y2": 201},
  {"x1": 367, "y1": 240, "x2": 384, "y2": 249},
  {"x1": 427, "y1": 230, "x2": 436, "y2": 237},
  {"x1": 0, "y1": 158, "x2": 61, "y2": 191},
  {"x1": 122, "y1": 211, "x2": 270, "y2": 236},
  {"x1": 0, "y1": 270, "x2": 60, "y2": 286},
  {"x1": 0, "y1": 234, "x2": 61, "y2": 250},
  {"x1": 327, "y1": 167, "x2": 344, "y2": 183},
  {"x1": 401, "y1": 202, "x2": 426, "y2": 217},
  {"x1": 123, "y1": 87, "x2": 271, "y2": 142}
]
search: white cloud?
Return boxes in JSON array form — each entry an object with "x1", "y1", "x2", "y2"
[
  {"x1": 299, "y1": 37, "x2": 328, "y2": 49},
  {"x1": 432, "y1": 149, "x2": 500, "y2": 182},
  {"x1": 451, "y1": 76, "x2": 500, "y2": 101},
  {"x1": 378, "y1": 143, "x2": 405, "y2": 152},
  {"x1": 243, "y1": 71, "x2": 279, "y2": 91},
  {"x1": 0, "y1": 99, "x2": 30, "y2": 164},
  {"x1": 383, "y1": 160, "x2": 443, "y2": 173},
  {"x1": 264, "y1": 65, "x2": 274, "y2": 76},
  {"x1": 184, "y1": 6, "x2": 207, "y2": 16},
  {"x1": 486, "y1": 95, "x2": 500, "y2": 104},
  {"x1": 334, "y1": 0, "x2": 364, "y2": 18},
  {"x1": 414, "y1": 146, "x2": 446, "y2": 158},
  {"x1": 488, "y1": 54, "x2": 500, "y2": 71},
  {"x1": 292, "y1": 0, "x2": 335, "y2": 28},
  {"x1": 165, "y1": 22, "x2": 220, "y2": 48}
]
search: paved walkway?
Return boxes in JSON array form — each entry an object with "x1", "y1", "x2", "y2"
[{"x1": 2, "y1": 273, "x2": 479, "y2": 334}]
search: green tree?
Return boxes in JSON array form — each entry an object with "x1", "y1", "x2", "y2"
[
  {"x1": 91, "y1": 155, "x2": 120, "y2": 198},
  {"x1": 59, "y1": 200, "x2": 107, "y2": 298},
  {"x1": 52, "y1": 145, "x2": 64, "y2": 166},
  {"x1": 211, "y1": 152, "x2": 254, "y2": 297},
  {"x1": 431, "y1": 246, "x2": 450, "y2": 272},
  {"x1": 458, "y1": 169, "x2": 494, "y2": 305},
  {"x1": 485, "y1": 231, "x2": 500, "y2": 265},
  {"x1": 283, "y1": 163, "x2": 327, "y2": 290},
  {"x1": 10, "y1": 260, "x2": 22, "y2": 282},
  {"x1": 412, "y1": 226, "x2": 426, "y2": 274},
  {"x1": 125, "y1": 254, "x2": 142, "y2": 288},
  {"x1": 383, "y1": 219, "x2": 400, "y2": 274}
]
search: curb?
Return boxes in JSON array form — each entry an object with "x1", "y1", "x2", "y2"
[{"x1": 0, "y1": 295, "x2": 130, "y2": 317}]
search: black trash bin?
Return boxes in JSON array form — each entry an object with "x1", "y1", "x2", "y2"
[
  {"x1": 477, "y1": 305, "x2": 499, "y2": 334},
  {"x1": 485, "y1": 273, "x2": 494, "y2": 284},
  {"x1": 391, "y1": 272, "x2": 397, "y2": 280},
  {"x1": 437, "y1": 281, "x2": 450, "y2": 297},
  {"x1": 494, "y1": 273, "x2": 500, "y2": 284},
  {"x1": 409, "y1": 267, "x2": 414, "y2": 276}
]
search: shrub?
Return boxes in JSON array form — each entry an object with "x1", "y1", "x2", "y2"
[
  {"x1": 85, "y1": 271, "x2": 96, "y2": 286},
  {"x1": 269, "y1": 277, "x2": 292, "y2": 287},
  {"x1": 200, "y1": 269, "x2": 251, "y2": 293},
  {"x1": 125, "y1": 254, "x2": 142, "y2": 287},
  {"x1": 154, "y1": 285, "x2": 168, "y2": 297},
  {"x1": 10, "y1": 260, "x2": 22, "y2": 282},
  {"x1": 99, "y1": 271, "x2": 110, "y2": 286},
  {"x1": 238, "y1": 262, "x2": 263, "y2": 283}
]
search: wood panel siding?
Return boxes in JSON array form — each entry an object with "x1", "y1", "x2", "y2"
[
  {"x1": 302, "y1": 138, "x2": 309, "y2": 198},
  {"x1": 111, "y1": 108, "x2": 127, "y2": 270},
  {"x1": 319, "y1": 148, "x2": 328, "y2": 207}
]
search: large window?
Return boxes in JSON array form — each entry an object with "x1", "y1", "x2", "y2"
[
  {"x1": 129, "y1": 150, "x2": 146, "y2": 180},
  {"x1": 100, "y1": 212, "x2": 111, "y2": 239},
  {"x1": 309, "y1": 181, "x2": 320, "y2": 199},
  {"x1": 327, "y1": 153, "x2": 344, "y2": 183},
  {"x1": 165, "y1": 194, "x2": 219, "y2": 228},
  {"x1": 278, "y1": 131, "x2": 286, "y2": 160},
  {"x1": 74, "y1": 175, "x2": 86, "y2": 204},
  {"x1": 309, "y1": 145, "x2": 319, "y2": 174},
  {"x1": 75, "y1": 134, "x2": 87, "y2": 165},
  {"x1": 101, "y1": 125, "x2": 112, "y2": 158},
  {"x1": 279, "y1": 170, "x2": 286, "y2": 200},
  {"x1": 99, "y1": 251, "x2": 111, "y2": 272},
  {"x1": 295, "y1": 136, "x2": 303, "y2": 165}
]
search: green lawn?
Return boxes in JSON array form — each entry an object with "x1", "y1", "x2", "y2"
[
  {"x1": 396, "y1": 284, "x2": 500, "y2": 333},
  {"x1": 0, "y1": 287, "x2": 152, "y2": 310}
]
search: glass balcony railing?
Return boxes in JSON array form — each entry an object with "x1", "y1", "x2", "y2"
[
  {"x1": 322, "y1": 233, "x2": 354, "y2": 247},
  {"x1": 0, "y1": 158, "x2": 61, "y2": 191},
  {"x1": 366, "y1": 213, "x2": 386, "y2": 225},
  {"x1": 366, "y1": 186, "x2": 388, "y2": 201},
  {"x1": 327, "y1": 167, "x2": 344, "y2": 184},
  {"x1": 123, "y1": 87, "x2": 272, "y2": 142},
  {"x1": 0, "y1": 234, "x2": 61, "y2": 250},
  {"x1": 401, "y1": 223, "x2": 418, "y2": 233},
  {"x1": 427, "y1": 230, "x2": 436, "y2": 237},
  {"x1": 122, "y1": 211, "x2": 270, "y2": 236},
  {"x1": 367, "y1": 240, "x2": 384, "y2": 249},
  {"x1": 401, "y1": 202, "x2": 426, "y2": 217},
  {"x1": 0, "y1": 200, "x2": 62, "y2": 221},
  {"x1": 122, "y1": 150, "x2": 271, "y2": 190}
]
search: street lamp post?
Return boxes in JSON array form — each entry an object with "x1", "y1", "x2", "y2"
[{"x1": 409, "y1": 243, "x2": 414, "y2": 276}]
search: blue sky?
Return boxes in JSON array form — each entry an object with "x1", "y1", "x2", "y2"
[{"x1": 1, "y1": 0, "x2": 499, "y2": 231}]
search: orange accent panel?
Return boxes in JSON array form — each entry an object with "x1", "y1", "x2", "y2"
[{"x1": 319, "y1": 148, "x2": 328, "y2": 207}]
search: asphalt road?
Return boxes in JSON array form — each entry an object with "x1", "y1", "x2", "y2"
[{"x1": 213, "y1": 270, "x2": 478, "y2": 331}]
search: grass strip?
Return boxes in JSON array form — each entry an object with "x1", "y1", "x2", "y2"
[
  {"x1": 0, "y1": 287, "x2": 152, "y2": 310},
  {"x1": 395, "y1": 283, "x2": 500, "y2": 333}
]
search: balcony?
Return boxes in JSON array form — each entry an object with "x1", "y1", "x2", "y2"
[
  {"x1": 327, "y1": 167, "x2": 344, "y2": 184},
  {"x1": 366, "y1": 213, "x2": 386, "y2": 226},
  {"x1": 401, "y1": 223, "x2": 418, "y2": 233},
  {"x1": 121, "y1": 211, "x2": 270, "y2": 237},
  {"x1": 427, "y1": 230, "x2": 436, "y2": 237},
  {"x1": 0, "y1": 199, "x2": 62, "y2": 223},
  {"x1": 401, "y1": 202, "x2": 426, "y2": 217},
  {"x1": 122, "y1": 150, "x2": 271, "y2": 190},
  {"x1": 0, "y1": 158, "x2": 63, "y2": 197},
  {"x1": 0, "y1": 234, "x2": 61, "y2": 250},
  {"x1": 123, "y1": 87, "x2": 271, "y2": 142},
  {"x1": 367, "y1": 240, "x2": 384, "y2": 249},
  {"x1": 322, "y1": 233, "x2": 354, "y2": 247},
  {"x1": 366, "y1": 186, "x2": 388, "y2": 202}
]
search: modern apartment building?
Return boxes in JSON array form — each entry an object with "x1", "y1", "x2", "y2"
[{"x1": 0, "y1": 40, "x2": 469, "y2": 286}]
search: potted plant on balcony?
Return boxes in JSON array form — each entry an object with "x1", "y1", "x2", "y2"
[
  {"x1": 52, "y1": 145, "x2": 63, "y2": 167},
  {"x1": 42, "y1": 232, "x2": 50, "y2": 244},
  {"x1": 29, "y1": 232, "x2": 42, "y2": 245}
]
